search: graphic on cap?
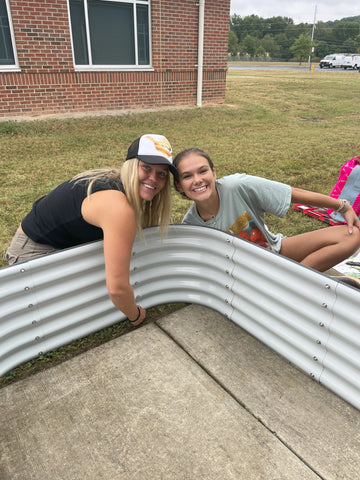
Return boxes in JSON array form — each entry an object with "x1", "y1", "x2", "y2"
[
  {"x1": 125, "y1": 133, "x2": 178, "y2": 179},
  {"x1": 145, "y1": 135, "x2": 172, "y2": 159}
]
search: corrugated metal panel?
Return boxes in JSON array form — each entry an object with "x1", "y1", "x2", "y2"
[
  {"x1": 1, "y1": 225, "x2": 359, "y2": 410},
  {"x1": 320, "y1": 286, "x2": 360, "y2": 404}
]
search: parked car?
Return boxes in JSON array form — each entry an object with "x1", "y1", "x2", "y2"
[
  {"x1": 342, "y1": 55, "x2": 360, "y2": 69},
  {"x1": 319, "y1": 54, "x2": 346, "y2": 68}
]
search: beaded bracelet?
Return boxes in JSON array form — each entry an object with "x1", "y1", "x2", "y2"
[
  {"x1": 335, "y1": 199, "x2": 350, "y2": 214},
  {"x1": 128, "y1": 307, "x2": 141, "y2": 324}
]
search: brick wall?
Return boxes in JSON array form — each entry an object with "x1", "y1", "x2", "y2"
[{"x1": 0, "y1": 0, "x2": 230, "y2": 118}]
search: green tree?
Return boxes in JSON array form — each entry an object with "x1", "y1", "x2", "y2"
[
  {"x1": 230, "y1": 14, "x2": 267, "y2": 43},
  {"x1": 354, "y1": 33, "x2": 360, "y2": 51},
  {"x1": 241, "y1": 34, "x2": 257, "y2": 56},
  {"x1": 261, "y1": 34, "x2": 281, "y2": 58},
  {"x1": 316, "y1": 21, "x2": 334, "y2": 44},
  {"x1": 333, "y1": 21, "x2": 360, "y2": 44},
  {"x1": 230, "y1": 13, "x2": 360, "y2": 61},
  {"x1": 254, "y1": 45, "x2": 266, "y2": 58},
  {"x1": 315, "y1": 40, "x2": 331, "y2": 58},
  {"x1": 290, "y1": 33, "x2": 311, "y2": 64},
  {"x1": 275, "y1": 32, "x2": 293, "y2": 60},
  {"x1": 342, "y1": 38, "x2": 359, "y2": 53},
  {"x1": 239, "y1": 15, "x2": 266, "y2": 40},
  {"x1": 230, "y1": 13, "x2": 243, "y2": 43},
  {"x1": 264, "y1": 16, "x2": 294, "y2": 37},
  {"x1": 228, "y1": 30, "x2": 239, "y2": 56}
]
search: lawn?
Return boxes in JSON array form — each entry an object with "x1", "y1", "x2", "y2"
[{"x1": 1, "y1": 67, "x2": 359, "y2": 383}]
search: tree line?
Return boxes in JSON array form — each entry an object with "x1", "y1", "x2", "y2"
[{"x1": 229, "y1": 14, "x2": 360, "y2": 62}]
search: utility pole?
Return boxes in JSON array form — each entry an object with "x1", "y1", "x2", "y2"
[{"x1": 309, "y1": 5, "x2": 317, "y2": 70}]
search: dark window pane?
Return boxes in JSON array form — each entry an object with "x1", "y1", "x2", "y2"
[
  {"x1": 137, "y1": 5, "x2": 149, "y2": 65},
  {"x1": 0, "y1": 0, "x2": 15, "y2": 65},
  {"x1": 88, "y1": 0, "x2": 135, "y2": 65},
  {"x1": 69, "y1": 0, "x2": 89, "y2": 64}
]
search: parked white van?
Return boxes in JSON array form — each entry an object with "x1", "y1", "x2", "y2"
[
  {"x1": 319, "y1": 54, "x2": 346, "y2": 68},
  {"x1": 342, "y1": 55, "x2": 360, "y2": 69}
]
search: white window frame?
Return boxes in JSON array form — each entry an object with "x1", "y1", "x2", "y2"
[
  {"x1": 0, "y1": 0, "x2": 20, "y2": 72},
  {"x1": 67, "y1": 0, "x2": 153, "y2": 72}
]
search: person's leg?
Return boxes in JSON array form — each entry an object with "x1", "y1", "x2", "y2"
[
  {"x1": 279, "y1": 225, "x2": 360, "y2": 272},
  {"x1": 5, "y1": 228, "x2": 57, "y2": 265}
]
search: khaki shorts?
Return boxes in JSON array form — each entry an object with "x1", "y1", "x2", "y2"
[{"x1": 5, "y1": 227, "x2": 57, "y2": 265}]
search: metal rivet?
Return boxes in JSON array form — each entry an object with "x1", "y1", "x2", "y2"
[
  {"x1": 310, "y1": 373, "x2": 315, "y2": 378},
  {"x1": 20, "y1": 268, "x2": 25, "y2": 273},
  {"x1": 319, "y1": 322, "x2": 325, "y2": 327},
  {"x1": 24, "y1": 286, "x2": 30, "y2": 291},
  {"x1": 225, "y1": 284, "x2": 230, "y2": 289},
  {"x1": 28, "y1": 304, "x2": 33, "y2": 308},
  {"x1": 225, "y1": 299, "x2": 229, "y2": 304},
  {"x1": 313, "y1": 356, "x2": 318, "y2": 361},
  {"x1": 325, "y1": 284, "x2": 330, "y2": 289},
  {"x1": 226, "y1": 239, "x2": 231, "y2": 243},
  {"x1": 226, "y1": 270, "x2": 230, "y2": 274},
  {"x1": 321, "y1": 303, "x2": 328, "y2": 308},
  {"x1": 316, "y1": 340, "x2": 321, "y2": 344},
  {"x1": 225, "y1": 255, "x2": 230, "y2": 259},
  {"x1": 35, "y1": 336, "x2": 40, "y2": 341},
  {"x1": 32, "y1": 320, "x2": 37, "y2": 325},
  {"x1": 38, "y1": 352, "x2": 43, "y2": 356}
]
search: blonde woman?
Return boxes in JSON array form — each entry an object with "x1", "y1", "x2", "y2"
[{"x1": 6, "y1": 134, "x2": 178, "y2": 326}]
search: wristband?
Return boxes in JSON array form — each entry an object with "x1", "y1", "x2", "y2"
[
  {"x1": 335, "y1": 199, "x2": 350, "y2": 214},
  {"x1": 128, "y1": 307, "x2": 141, "y2": 324}
]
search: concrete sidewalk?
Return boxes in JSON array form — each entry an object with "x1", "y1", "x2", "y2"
[{"x1": 1, "y1": 305, "x2": 360, "y2": 480}]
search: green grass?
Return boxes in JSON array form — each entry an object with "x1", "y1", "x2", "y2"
[{"x1": 1, "y1": 67, "x2": 360, "y2": 385}]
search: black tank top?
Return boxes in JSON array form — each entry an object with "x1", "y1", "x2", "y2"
[{"x1": 22, "y1": 177, "x2": 125, "y2": 249}]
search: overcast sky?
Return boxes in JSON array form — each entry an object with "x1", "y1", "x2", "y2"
[{"x1": 230, "y1": 1, "x2": 360, "y2": 25}]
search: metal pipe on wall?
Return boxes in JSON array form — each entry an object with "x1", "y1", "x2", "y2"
[{"x1": 196, "y1": 0, "x2": 205, "y2": 107}]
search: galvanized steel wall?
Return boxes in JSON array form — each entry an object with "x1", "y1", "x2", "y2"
[{"x1": 1, "y1": 225, "x2": 359, "y2": 409}]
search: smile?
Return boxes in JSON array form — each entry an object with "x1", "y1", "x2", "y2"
[
  {"x1": 193, "y1": 185, "x2": 207, "y2": 192},
  {"x1": 143, "y1": 183, "x2": 156, "y2": 190}
]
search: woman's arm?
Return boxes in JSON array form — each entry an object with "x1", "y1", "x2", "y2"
[
  {"x1": 81, "y1": 189, "x2": 146, "y2": 325},
  {"x1": 291, "y1": 187, "x2": 360, "y2": 233}
]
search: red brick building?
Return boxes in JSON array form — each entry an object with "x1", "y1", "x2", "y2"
[{"x1": 0, "y1": 0, "x2": 230, "y2": 119}]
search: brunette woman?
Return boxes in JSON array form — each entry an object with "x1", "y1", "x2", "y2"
[{"x1": 173, "y1": 148, "x2": 360, "y2": 286}]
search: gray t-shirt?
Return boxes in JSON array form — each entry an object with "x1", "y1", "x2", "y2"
[{"x1": 182, "y1": 173, "x2": 292, "y2": 252}]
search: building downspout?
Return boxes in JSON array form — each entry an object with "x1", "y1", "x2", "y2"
[{"x1": 196, "y1": 0, "x2": 205, "y2": 107}]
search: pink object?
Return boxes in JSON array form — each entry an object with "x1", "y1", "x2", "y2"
[{"x1": 327, "y1": 156, "x2": 360, "y2": 217}]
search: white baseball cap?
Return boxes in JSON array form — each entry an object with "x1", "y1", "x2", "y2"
[{"x1": 126, "y1": 134, "x2": 178, "y2": 179}]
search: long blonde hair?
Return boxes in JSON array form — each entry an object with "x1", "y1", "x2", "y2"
[{"x1": 72, "y1": 159, "x2": 172, "y2": 237}]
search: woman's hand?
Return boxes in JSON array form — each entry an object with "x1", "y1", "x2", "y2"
[
  {"x1": 342, "y1": 205, "x2": 360, "y2": 234},
  {"x1": 128, "y1": 305, "x2": 147, "y2": 326},
  {"x1": 291, "y1": 187, "x2": 360, "y2": 234}
]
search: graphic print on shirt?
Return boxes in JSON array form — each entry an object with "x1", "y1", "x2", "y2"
[{"x1": 226, "y1": 212, "x2": 268, "y2": 248}]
